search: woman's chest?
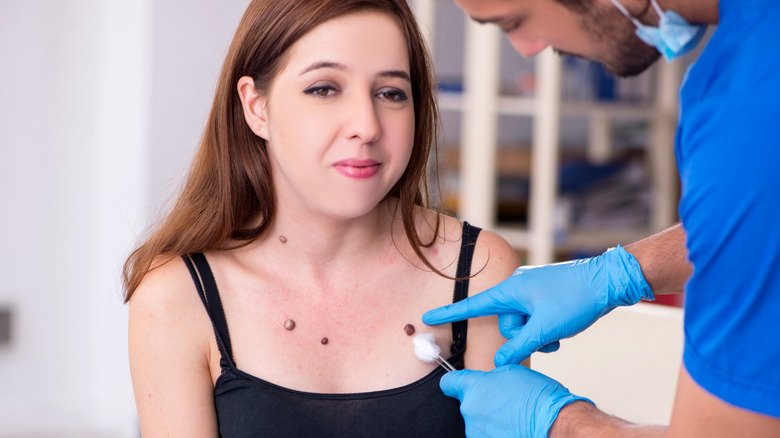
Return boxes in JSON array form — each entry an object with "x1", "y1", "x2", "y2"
[{"x1": 208, "y1": 265, "x2": 457, "y2": 393}]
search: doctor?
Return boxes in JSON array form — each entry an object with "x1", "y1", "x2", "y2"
[{"x1": 424, "y1": 0, "x2": 780, "y2": 436}]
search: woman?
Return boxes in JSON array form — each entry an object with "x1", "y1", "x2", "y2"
[{"x1": 124, "y1": 0, "x2": 520, "y2": 436}]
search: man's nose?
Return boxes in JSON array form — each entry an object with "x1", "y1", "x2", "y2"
[{"x1": 509, "y1": 36, "x2": 548, "y2": 57}]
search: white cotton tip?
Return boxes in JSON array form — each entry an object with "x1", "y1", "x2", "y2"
[{"x1": 413, "y1": 333, "x2": 441, "y2": 363}]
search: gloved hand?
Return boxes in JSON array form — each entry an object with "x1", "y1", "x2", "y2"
[
  {"x1": 441, "y1": 365, "x2": 592, "y2": 438},
  {"x1": 423, "y1": 245, "x2": 653, "y2": 366}
]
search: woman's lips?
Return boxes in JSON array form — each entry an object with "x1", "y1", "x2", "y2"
[{"x1": 334, "y1": 159, "x2": 381, "y2": 179}]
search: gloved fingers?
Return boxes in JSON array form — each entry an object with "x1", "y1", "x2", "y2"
[
  {"x1": 537, "y1": 341, "x2": 561, "y2": 353},
  {"x1": 423, "y1": 281, "x2": 526, "y2": 325},
  {"x1": 497, "y1": 315, "x2": 559, "y2": 354},
  {"x1": 497, "y1": 313, "x2": 527, "y2": 339},
  {"x1": 439, "y1": 369, "x2": 485, "y2": 401},
  {"x1": 493, "y1": 319, "x2": 552, "y2": 367}
]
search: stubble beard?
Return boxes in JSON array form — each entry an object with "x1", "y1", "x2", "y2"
[{"x1": 559, "y1": 1, "x2": 661, "y2": 77}]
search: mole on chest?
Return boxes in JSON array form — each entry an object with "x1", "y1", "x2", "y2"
[{"x1": 277, "y1": 318, "x2": 418, "y2": 346}]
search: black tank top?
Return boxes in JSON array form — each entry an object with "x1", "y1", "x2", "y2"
[{"x1": 182, "y1": 222, "x2": 481, "y2": 437}]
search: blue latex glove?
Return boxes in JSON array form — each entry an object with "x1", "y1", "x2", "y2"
[
  {"x1": 441, "y1": 365, "x2": 593, "y2": 438},
  {"x1": 423, "y1": 245, "x2": 653, "y2": 366}
]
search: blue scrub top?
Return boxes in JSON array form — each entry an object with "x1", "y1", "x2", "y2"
[{"x1": 676, "y1": 0, "x2": 780, "y2": 418}]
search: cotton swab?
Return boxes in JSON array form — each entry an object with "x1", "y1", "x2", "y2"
[{"x1": 413, "y1": 333, "x2": 456, "y2": 372}]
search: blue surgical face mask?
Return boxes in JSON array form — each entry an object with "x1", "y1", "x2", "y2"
[{"x1": 609, "y1": 0, "x2": 707, "y2": 62}]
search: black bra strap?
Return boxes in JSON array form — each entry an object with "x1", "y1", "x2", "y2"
[
  {"x1": 182, "y1": 253, "x2": 235, "y2": 367},
  {"x1": 451, "y1": 222, "x2": 481, "y2": 355}
]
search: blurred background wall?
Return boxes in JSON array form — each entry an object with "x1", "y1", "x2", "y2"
[{"x1": 0, "y1": 1, "x2": 249, "y2": 436}]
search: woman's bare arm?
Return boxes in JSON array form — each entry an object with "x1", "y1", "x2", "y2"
[
  {"x1": 464, "y1": 229, "x2": 522, "y2": 371},
  {"x1": 128, "y1": 258, "x2": 219, "y2": 437}
]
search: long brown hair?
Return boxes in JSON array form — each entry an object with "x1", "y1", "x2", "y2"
[{"x1": 122, "y1": 0, "x2": 441, "y2": 301}]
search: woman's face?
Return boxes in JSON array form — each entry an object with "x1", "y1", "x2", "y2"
[{"x1": 251, "y1": 11, "x2": 415, "y2": 222}]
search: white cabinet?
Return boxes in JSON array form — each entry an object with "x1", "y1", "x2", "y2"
[{"x1": 412, "y1": 0, "x2": 682, "y2": 264}]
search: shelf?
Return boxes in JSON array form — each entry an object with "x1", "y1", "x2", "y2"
[
  {"x1": 498, "y1": 95, "x2": 536, "y2": 116},
  {"x1": 495, "y1": 225, "x2": 650, "y2": 255},
  {"x1": 439, "y1": 91, "x2": 655, "y2": 119},
  {"x1": 498, "y1": 96, "x2": 655, "y2": 119},
  {"x1": 493, "y1": 226, "x2": 530, "y2": 249},
  {"x1": 560, "y1": 227, "x2": 650, "y2": 252},
  {"x1": 424, "y1": 2, "x2": 681, "y2": 263},
  {"x1": 561, "y1": 100, "x2": 656, "y2": 120},
  {"x1": 438, "y1": 91, "x2": 464, "y2": 112}
]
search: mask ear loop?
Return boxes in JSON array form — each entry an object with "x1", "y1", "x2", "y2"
[
  {"x1": 647, "y1": 0, "x2": 666, "y2": 20},
  {"x1": 609, "y1": 0, "x2": 645, "y2": 28}
]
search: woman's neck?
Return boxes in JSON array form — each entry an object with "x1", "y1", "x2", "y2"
[{"x1": 237, "y1": 198, "x2": 404, "y2": 281}]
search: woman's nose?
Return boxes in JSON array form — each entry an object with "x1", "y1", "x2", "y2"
[{"x1": 346, "y1": 93, "x2": 381, "y2": 145}]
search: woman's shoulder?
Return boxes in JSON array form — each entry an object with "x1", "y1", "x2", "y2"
[
  {"x1": 412, "y1": 207, "x2": 463, "y2": 243},
  {"x1": 128, "y1": 254, "x2": 216, "y2": 378},
  {"x1": 415, "y1": 207, "x2": 516, "y2": 255},
  {"x1": 128, "y1": 254, "x2": 219, "y2": 435},
  {"x1": 468, "y1": 226, "x2": 520, "y2": 295},
  {"x1": 414, "y1": 207, "x2": 520, "y2": 285},
  {"x1": 128, "y1": 255, "x2": 207, "y2": 328}
]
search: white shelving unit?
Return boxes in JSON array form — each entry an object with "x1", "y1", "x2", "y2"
[{"x1": 412, "y1": 0, "x2": 681, "y2": 265}]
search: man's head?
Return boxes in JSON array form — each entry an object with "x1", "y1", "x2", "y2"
[{"x1": 454, "y1": 0, "x2": 661, "y2": 76}]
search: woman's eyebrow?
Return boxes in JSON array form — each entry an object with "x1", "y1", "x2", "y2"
[
  {"x1": 300, "y1": 61, "x2": 410, "y2": 82},
  {"x1": 300, "y1": 61, "x2": 347, "y2": 75},
  {"x1": 379, "y1": 70, "x2": 411, "y2": 82}
]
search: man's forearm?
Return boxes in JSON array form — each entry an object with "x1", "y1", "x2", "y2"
[
  {"x1": 549, "y1": 401, "x2": 667, "y2": 438},
  {"x1": 624, "y1": 223, "x2": 692, "y2": 295}
]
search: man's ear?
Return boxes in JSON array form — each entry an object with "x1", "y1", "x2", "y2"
[{"x1": 237, "y1": 76, "x2": 269, "y2": 140}]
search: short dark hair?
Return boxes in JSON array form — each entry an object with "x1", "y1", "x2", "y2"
[{"x1": 555, "y1": 0, "x2": 595, "y2": 13}]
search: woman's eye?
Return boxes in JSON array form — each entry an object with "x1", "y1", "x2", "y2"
[
  {"x1": 304, "y1": 86, "x2": 337, "y2": 97},
  {"x1": 378, "y1": 89, "x2": 408, "y2": 102}
]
